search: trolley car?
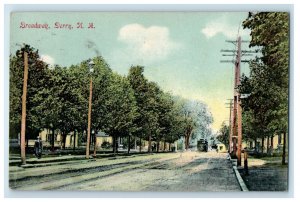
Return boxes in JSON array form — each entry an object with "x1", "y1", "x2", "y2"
[{"x1": 197, "y1": 139, "x2": 208, "y2": 152}]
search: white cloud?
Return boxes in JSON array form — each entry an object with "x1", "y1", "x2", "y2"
[
  {"x1": 201, "y1": 19, "x2": 249, "y2": 39},
  {"x1": 118, "y1": 24, "x2": 179, "y2": 63},
  {"x1": 40, "y1": 54, "x2": 55, "y2": 66}
]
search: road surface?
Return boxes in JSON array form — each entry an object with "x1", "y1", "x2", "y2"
[{"x1": 9, "y1": 151, "x2": 241, "y2": 191}]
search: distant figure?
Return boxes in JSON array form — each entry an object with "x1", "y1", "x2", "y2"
[{"x1": 34, "y1": 136, "x2": 43, "y2": 159}]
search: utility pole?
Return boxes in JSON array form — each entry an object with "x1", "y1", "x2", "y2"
[
  {"x1": 21, "y1": 52, "x2": 29, "y2": 165},
  {"x1": 225, "y1": 99, "x2": 233, "y2": 153},
  {"x1": 86, "y1": 78, "x2": 92, "y2": 159},
  {"x1": 86, "y1": 60, "x2": 95, "y2": 159},
  {"x1": 236, "y1": 37, "x2": 242, "y2": 166},
  {"x1": 221, "y1": 36, "x2": 255, "y2": 166},
  {"x1": 221, "y1": 37, "x2": 242, "y2": 161}
]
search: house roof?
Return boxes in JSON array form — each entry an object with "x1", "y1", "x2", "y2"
[{"x1": 96, "y1": 131, "x2": 109, "y2": 137}]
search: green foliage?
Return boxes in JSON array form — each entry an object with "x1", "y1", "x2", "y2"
[
  {"x1": 239, "y1": 12, "x2": 289, "y2": 142},
  {"x1": 217, "y1": 122, "x2": 229, "y2": 147},
  {"x1": 101, "y1": 141, "x2": 112, "y2": 149},
  {"x1": 100, "y1": 73, "x2": 138, "y2": 136},
  {"x1": 10, "y1": 44, "x2": 214, "y2": 152},
  {"x1": 10, "y1": 44, "x2": 50, "y2": 139},
  {"x1": 127, "y1": 66, "x2": 152, "y2": 137},
  {"x1": 127, "y1": 66, "x2": 214, "y2": 149},
  {"x1": 172, "y1": 97, "x2": 213, "y2": 149}
]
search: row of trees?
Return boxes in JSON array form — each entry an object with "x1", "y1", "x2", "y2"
[
  {"x1": 10, "y1": 44, "x2": 213, "y2": 154},
  {"x1": 217, "y1": 122, "x2": 229, "y2": 147},
  {"x1": 237, "y1": 12, "x2": 289, "y2": 163}
]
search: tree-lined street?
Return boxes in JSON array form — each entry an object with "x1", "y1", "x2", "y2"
[{"x1": 8, "y1": 11, "x2": 290, "y2": 192}]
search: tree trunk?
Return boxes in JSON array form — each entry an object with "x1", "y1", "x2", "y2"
[
  {"x1": 93, "y1": 132, "x2": 97, "y2": 157},
  {"x1": 270, "y1": 135, "x2": 274, "y2": 156},
  {"x1": 134, "y1": 136, "x2": 137, "y2": 150},
  {"x1": 156, "y1": 140, "x2": 160, "y2": 153},
  {"x1": 267, "y1": 135, "x2": 270, "y2": 154},
  {"x1": 127, "y1": 135, "x2": 131, "y2": 154},
  {"x1": 184, "y1": 134, "x2": 188, "y2": 150},
  {"x1": 187, "y1": 136, "x2": 189, "y2": 150},
  {"x1": 73, "y1": 130, "x2": 76, "y2": 152},
  {"x1": 278, "y1": 134, "x2": 281, "y2": 144},
  {"x1": 185, "y1": 127, "x2": 192, "y2": 150},
  {"x1": 185, "y1": 133, "x2": 190, "y2": 150},
  {"x1": 186, "y1": 134, "x2": 189, "y2": 150},
  {"x1": 164, "y1": 141, "x2": 166, "y2": 151},
  {"x1": 62, "y1": 132, "x2": 66, "y2": 150},
  {"x1": 139, "y1": 137, "x2": 142, "y2": 153},
  {"x1": 148, "y1": 134, "x2": 152, "y2": 153},
  {"x1": 282, "y1": 132, "x2": 287, "y2": 165},
  {"x1": 113, "y1": 135, "x2": 116, "y2": 154},
  {"x1": 261, "y1": 137, "x2": 264, "y2": 154},
  {"x1": 117, "y1": 136, "x2": 120, "y2": 153},
  {"x1": 51, "y1": 128, "x2": 55, "y2": 152}
]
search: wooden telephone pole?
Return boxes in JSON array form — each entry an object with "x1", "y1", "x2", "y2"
[
  {"x1": 21, "y1": 52, "x2": 29, "y2": 165},
  {"x1": 86, "y1": 60, "x2": 95, "y2": 159},
  {"x1": 235, "y1": 36, "x2": 242, "y2": 166},
  {"x1": 221, "y1": 36, "x2": 251, "y2": 166},
  {"x1": 225, "y1": 99, "x2": 233, "y2": 153}
]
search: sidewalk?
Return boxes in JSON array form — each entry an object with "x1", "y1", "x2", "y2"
[
  {"x1": 9, "y1": 150, "x2": 168, "y2": 166},
  {"x1": 238, "y1": 156, "x2": 288, "y2": 191},
  {"x1": 9, "y1": 155, "x2": 87, "y2": 166}
]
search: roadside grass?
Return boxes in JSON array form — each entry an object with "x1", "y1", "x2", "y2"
[
  {"x1": 239, "y1": 153, "x2": 288, "y2": 191},
  {"x1": 247, "y1": 155, "x2": 288, "y2": 168}
]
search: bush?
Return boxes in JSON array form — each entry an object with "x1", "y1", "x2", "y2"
[
  {"x1": 101, "y1": 141, "x2": 112, "y2": 149},
  {"x1": 177, "y1": 142, "x2": 184, "y2": 150}
]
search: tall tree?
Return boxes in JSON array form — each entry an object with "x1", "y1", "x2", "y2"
[
  {"x1": 217, "y1": 122, "x2": 229, "y2": 148},
  {"x1": 175, "y1": 98, "x2": 213, "y2": 150},
  {"x1": 45, "y1": 66, "x2": 87, "y2": 149},
  {"x1": 100, "y1": 73, "x2": 138, "y2": 154},
  {"x1": 155, "y1": 92, "x2": 175, "y2": 152},
  {"x1": 127, "y1": 66, "x2": 153, "y2": 153},
  {"x1": 241, "y1": 12, "x2": 289, "y2": 163},
  {"x1": 10, "y1": 44, "x2": 50, "y2": 142},
  {"x1": 164, "y1": 97, "x2": 187, "y2": 150}
]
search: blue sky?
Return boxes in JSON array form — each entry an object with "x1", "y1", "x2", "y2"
[{"x1": 10, "y1": 12, "x2": 253, "y2": 131}]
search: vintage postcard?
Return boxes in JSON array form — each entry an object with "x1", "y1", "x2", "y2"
[{"x1": 8, "y1": 11, "x2": 289, "y2": 192}]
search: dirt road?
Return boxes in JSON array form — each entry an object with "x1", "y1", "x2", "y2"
[{"x1": 9, "y1": 151, "x2": 241, "y2": 191}]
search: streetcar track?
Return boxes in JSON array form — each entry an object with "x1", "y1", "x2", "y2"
[
  {"x1": 54, "y1": 164, "x2": 142, "y2": 190},
  {"x1": 11, "y1": 155, "x2": 180, "y2": 190},
  {"x1": 56, "y1": 157, "x2": 180, "y2": 190},
  {"x1": 9, "y1": 161, "x2": 140, "y2": 189}
]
